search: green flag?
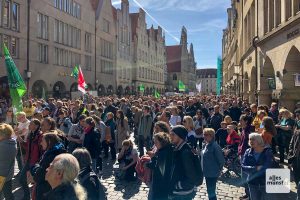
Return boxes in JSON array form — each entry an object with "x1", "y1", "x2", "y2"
[
  {"x1": 139, "y1": 84, "x2": 145, "y2": 92},
  {"x1": 3, "y1": 43, "x2": 27, "y2": 112},
  {"x1": 178, "y1": 80, "x2": 186, "y2": 92},
  {"x1": 154, "y1": 90, "x2": 160, "y2": 98},
  {"x1": 71, "y1": 65, "x2": 79, "y2": 79}
]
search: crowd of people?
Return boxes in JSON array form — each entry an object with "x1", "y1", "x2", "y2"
[{"x1": 0, "y1": 95, "x2": 299, "y2": 200}]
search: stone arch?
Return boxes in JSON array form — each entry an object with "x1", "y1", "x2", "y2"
[
  {"x1": 173, "y1": 74, "x2": 177, "y2": 80},
  {"x1": 145, "y1": 87, "x2": 150, "y2": 95},
  {"x1": 280, "y1": 46, "x2": 300, "y2": 110},
  {"x1": 53, "y1": 81, "x2": 66, "y2": 99},
  {"x1": 107, "y1": 85, "x2": 113, "y2": 95},
  {"x1": 0, "y1": 76, "x2": 9, "y2": 100},
  {"x1": 98, "y1": 84, "x2": 105, "y2": 96},
  {"x1": 70, "y1": 82, "x2": 78, "y2": 92},
  {"x1": 125, "y1": 86, "x2": 131, "y2": 95},
  {"x1": 32, "y1": 80, "x2": 48, "y2": 99},
  {"x1": 117, "y1": 85, "x2": 124, "y2": 95}
]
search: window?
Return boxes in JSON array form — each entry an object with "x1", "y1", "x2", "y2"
[
  {"x1": 3, "y1": 0, "x2": 10, "y2": 28},
  {"x1": 12, "y1": 3, "x2": 19, "y2": 31},
  {"x1": 173, "y1": 74, "x2": 177, "y2": 80},
  {"x1": 100, "y1": 38, "x2": 113, "y2": 59},
  {"x1": 54, "y1": 0, "x2": 80, "y2": 19},
  {"x1": 38, "y1": 43, "x2": 48, "y2": 63},
  {"x1": 100, "y1": 59, "x2": 113, "y2": 74},
  {"x1": 37, "y1": 13, "x2": 48, "y2": 40},
  {"x1": 85, "y1": 55, "x2": 91, "y2": 71},
  {"x1": 11, "y1": 36, "x2": 18, "y2": 57},
  {"x1": 286, "y1": 0, "x2": 292, "y2": 20},
  {"x1": 85, "y1": 33, "x2": 91, "y2": 52},
  {"x1": 103, "y1": 19, "x2": 110, "y2": 33},
  {"x1": 294, "y1": 0, "x2": 300, "y2": 14}
]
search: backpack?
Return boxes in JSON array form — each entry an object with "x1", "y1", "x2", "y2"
[
  {"x1": 191, "y1": 149, "x2": 204, "y2": 186},
  {"x1": 80, "y1": 171, "x2": 107, "y2": 200},
  {"x1": 135, "y1": 155, "x2": 152, "y2": 186}
]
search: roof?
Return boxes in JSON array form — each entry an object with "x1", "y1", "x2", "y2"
[
  {"x1": 166, "y1": 45, "x2": 182, "y2": 73},
  {"x1": 196, "y1": 68, "x2": 217, "y2": 78},
  {"x1": 130, "y1": 13, "x2": 139, "y2": 41},
  {"x1": 112, "y1": 6, "x2": 117, "y2": 21}
]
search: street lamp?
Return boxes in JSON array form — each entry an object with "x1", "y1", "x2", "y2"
[{"x1": 25, "y1": 70, "x2": 31, "y2": 98}]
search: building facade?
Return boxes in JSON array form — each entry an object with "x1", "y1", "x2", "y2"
[
  {"x1": 166, "y1": 27, "x2": 196, "y2": 92},
  {"x1": 196, "y1": 68, "x2": 217, "y2": 95},
  {"x1": 130, "y1": 9, "x2": 166, "y2": 95},
  {"x1": 223, "y1": 0, "x2": 300, "y2": 110},
  {"x1": 0, "y1": 0, "x2": 116, "y2": 99}
]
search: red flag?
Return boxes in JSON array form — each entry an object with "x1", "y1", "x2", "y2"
[{"x1": 78, "y1": 66, "x2": 87, "y2": 94}]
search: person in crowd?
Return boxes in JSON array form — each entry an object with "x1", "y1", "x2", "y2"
[
  {"x1": 169, "y1": 106, "x2": 182, "y2": 127},
  {"x1": 73, "y1": 148, "x2": 106, "y2": 200},
  {"x1": 238, "y1": 114, "x2": 252, "y2": 200},
  {"x1": 104, "y1": 99, "x2": 117, "y2": 119},
  {"x1": 82, "y1": 117, "x2": 101, "y2": 173},
  {"x1": 19, "y1": 119, "x2": 43, "y2": 200},
  {"x1": 146, "y1": 132, "x2": 173, "y2": 200},
  {"x1": 225, "y1": 124, "x2": 240, "y2": 153},
  {"x1": 224, "y1": 115, "x2": 233, "y2": 126},
  {"x1": 288, "y1": 108, "x2": 300, "y2": 188},
  {"x1": 159, "y1": 110, "x2": 171, "y2": 125},
  {"x1": 14, "y1": 112, "x2": 30, "y2": 175},
  {"x1": 193, "y1": 110, "x2": 206, "y2": 150},
  {"x1": 33, "y1": 112, "x2": 43, "y2": 122},
  {"x1": 116, "y1": 110, "x2": 129, "y2": 152},
  {"x1": 215, "y1": 121, "x2": 228, "y2": 148},
  {"x1": 275, "y1": 108, "x2": 295, "y2": 163},
  {"x1": 103, "y1": 112, "x2": 117, "y2": 160},
  {"x1": 5, "y1": 108, "x2": 16, "y2": 127},
  {"x1": 269, "y1": 102, "x2": 279, "y2": 124},
  {"x1": 252, "y1": 110, "x2": 267, "y2": 132},
  {"x1": 132, "y1": 106, "x2": 143, "y2": 141},
  {"x1": 23, "y1": 100, "x2": 36, "y2": 119},
  {"x1": 202, "y1": 128, "x2": 225, "y2": 200},
  {"x1": 260, "y1": 117, "x2": 277, "y2": 146},
  {"x1": 185, "y1": 99, "x2": 196, "y2": 117},
  {"x1": 57, "y1": 109, "x2": 72, "y2": 135},
  {"x1": 183, "y1": 116, "x2": 197, "y2": 149},
  {"x1": 44, "y1": 153, "x2": 86, "y2": 200},
  {"x1": 250, "y1": 104, "x2": 258, "y2": 120},
  {"x1": 137, "y1": 106, "x2": 153, "y2": 156},
  {"x1": 0, "y1": 124, "x2": 17, "y2": 200},
  {"x1": 67, "y1": 114, "x2": 86, "y2": 153},
  {"x1": 209, "y1": 105, "x2": 223, "y2": 132},
  {"x1": 117, "y1": 140, "x2": 139, "y2": 181},
  {"x1": 42, "y1": 107, "x2": 52, "y2": 118},
  {"x1": 31, "y1": 133, "x2": 66, "y2": 200},
  {"x1": 169, "y1": 125, "x2": 200, "y2": 200},
  {"x1": 242, "y1": 133, "x2": 274, "y2": 200},
  {"x1": 229, "y1": 101, "x2": 242, "y2": 122}
]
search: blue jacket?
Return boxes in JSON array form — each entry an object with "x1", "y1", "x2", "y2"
[
  {"x1": 202, "y1": 141, "x2": 225, "y2": 178},
  {"x1": 242, "y1": 147, "x2": 273, "y2": 185}
]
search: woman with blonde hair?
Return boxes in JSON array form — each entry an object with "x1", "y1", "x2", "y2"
[
  {"x1": 0, "y1": 124, "x2": 17, "y2": 200},
  {"x1": 183, "y1": 116, "x2": 197, "y2": 148},
  {"x1": 224, "y1": 115, "x2": 232, "y2": 125},
  {"x1": 275, "y1": 108, "x2": 295, "y2": 163}
]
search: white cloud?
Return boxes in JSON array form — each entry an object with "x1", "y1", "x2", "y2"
[{"x1": 134, "y1": 0, "x2": 230, "y2": 12}]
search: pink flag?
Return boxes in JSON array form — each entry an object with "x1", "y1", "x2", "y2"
[{"x1": 78, "y1": 66, "x2": 87, "y2": 94}]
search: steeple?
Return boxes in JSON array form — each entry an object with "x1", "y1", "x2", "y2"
[{"x1": 180, "y1": 26, "x2": 187, "y2": 46}]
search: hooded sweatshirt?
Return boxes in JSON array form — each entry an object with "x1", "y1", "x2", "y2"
[{"x1": 0, "y1": 138, "x2": 17, "y2": 181}]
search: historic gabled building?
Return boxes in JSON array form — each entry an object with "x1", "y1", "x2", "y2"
[
  {"x1": 196, "y1": 68, "x2": 217, "y2": 95},
  {"x1": 0, "y1": 0, "x2": 117, "y2": 98},
  {"x1": 130, "y1": 9, "x2": 166, "y2": 95},
  {"x1": 166, "y1": 27, "x2": 196, "y2": 92}
]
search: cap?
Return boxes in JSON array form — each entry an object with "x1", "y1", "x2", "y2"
[{"x1": 171, "y1": 125, "x2": 188, "y2": 140}]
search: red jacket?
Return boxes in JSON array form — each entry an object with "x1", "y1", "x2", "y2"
[
  {"x1": 226, "y1": 130, "x2": 240, "y2": 146},
  {"x1": 25, "y1": 131, "x2": 43, "y2": 166}
]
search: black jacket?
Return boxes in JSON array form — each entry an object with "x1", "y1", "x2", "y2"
[
  {"x1": 45, "y1": 182, "x2": 83, "y2": 200},
  {"x1": 209, "y1": 112, "x2": 223, "y2": 131},
  {"x1": 185, "y1": 106, "x2": 196, "y2": 117},
  {"x1": 31, "y1": 143, "x2": 66, "y2": 200},
  {"x1": 170, "y1": 142, "x2": 198, "y2": 196},
  {"x1": 78, "y1": 166, "x2": 106, "y2": 200},
  {"x1": 229, "y1": 106, "x2": 242, "y2": 122},
  {"x1": 83, "y1": 128, "x2": 101, "y2": 159},
  {"x1": 147, "y1": 145, "x2": 173, "y2": 200}
]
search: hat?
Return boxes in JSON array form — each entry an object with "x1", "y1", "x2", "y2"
[{"x1": 171, "y1": 125, "x2": 188, "y2": 140}]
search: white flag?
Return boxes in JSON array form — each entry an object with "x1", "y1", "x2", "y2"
[
  {"x1": 196, "y1": 82, "x2": 202, "y2": 93},
  {"x1": 295, "y1": 73, "x2": 300, "y2": 86}
]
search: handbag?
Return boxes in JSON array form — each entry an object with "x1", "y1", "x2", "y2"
[
  {"x1": 105, "y1": 126, "x2": 112, "y2": 143},
  {"x1": 0, "y1": 159, "x2": 15, "y2": 191}
]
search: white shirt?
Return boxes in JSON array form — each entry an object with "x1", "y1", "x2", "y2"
[
  {"x1": 15, "y1": 119, "x2": 30, "y2": 141},
  {"x1": 169, "y1": 115, "x2": 181, "y2": 127}
]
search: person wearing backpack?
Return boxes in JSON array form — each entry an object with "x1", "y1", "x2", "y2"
[
  {"x1": 169, "y1": 125, "x2": 202, "y2": 200},
  {"x1": 202, "y1": 128, "x2": 225, "y2": 200},
  {"x1": 146, "y1": 132, "x2": 173, "y2": 200},
  {"x1": 73, "y1": 148, "x2": 107, "y2": 200}
]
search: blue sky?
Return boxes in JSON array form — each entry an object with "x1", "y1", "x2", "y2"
[{"x1": 112, "y1": 0, "x2": 231, "y2": 69}]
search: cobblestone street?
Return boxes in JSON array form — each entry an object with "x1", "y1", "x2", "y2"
[{"x1": 7, "y1": 157, "x2": 298, "y2": 200}]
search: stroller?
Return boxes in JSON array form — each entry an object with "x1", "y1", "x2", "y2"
[{"x1": 222, "y1": 147, "x2": 241, "y2": 178}]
